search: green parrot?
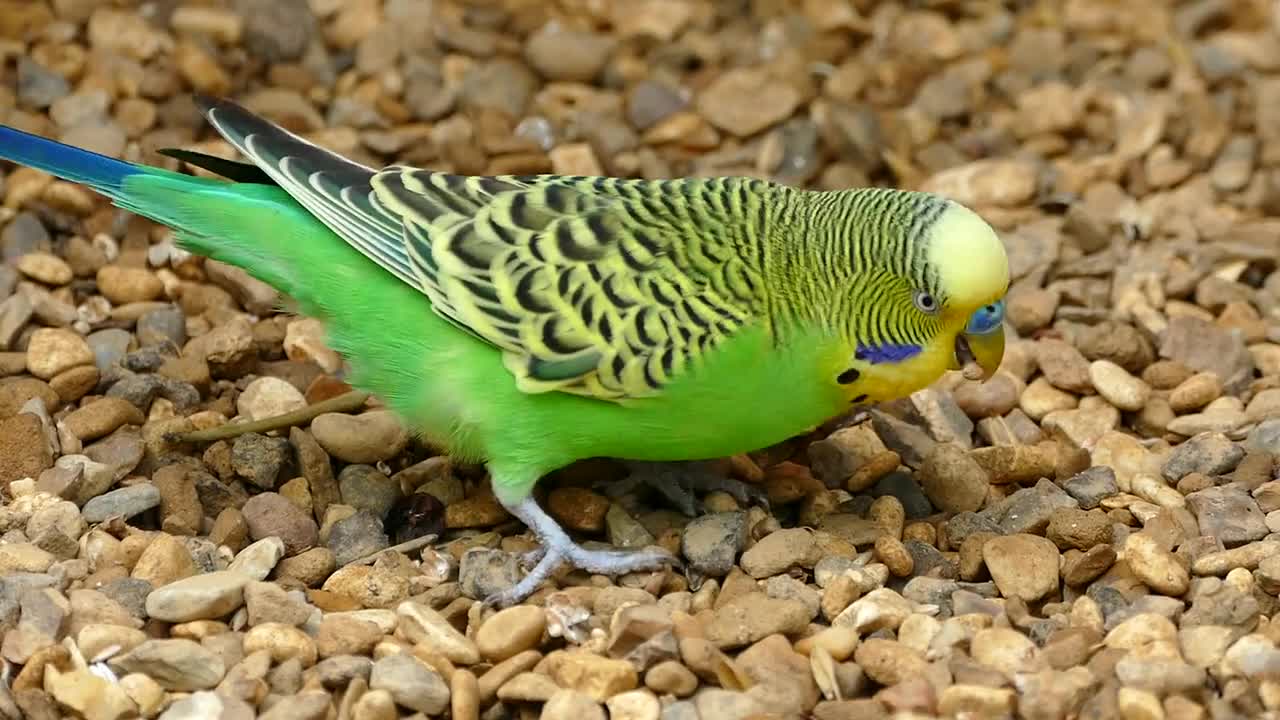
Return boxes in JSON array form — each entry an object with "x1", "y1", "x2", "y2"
[{"x1": 0, "y1": 96, "x2": 1009, "y2": 606}]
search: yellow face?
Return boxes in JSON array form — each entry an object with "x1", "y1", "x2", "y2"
[{"x1": 825, "y1": 201, "x2": 1009, "y2": 406}]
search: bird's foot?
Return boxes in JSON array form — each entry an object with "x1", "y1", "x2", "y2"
[
  {"x1": 484, "y1": 496, "x2": 679, "y2": 608},
  {"x1": 601, "y1": 460, "x2": 769, "y2": 517}
]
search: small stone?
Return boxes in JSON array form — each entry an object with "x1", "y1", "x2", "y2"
[
  {"x1": 338, "y1": 464, "x2": 400, "y2": 520},
  {"x1": 546, "y1": 650, "x2": 639, "y2": 701},
  {"x1": 315, "y1": 616, "x2": 382, "y2": 662},
  {"x1": 544, "y1": 690, "x2": 606, "y2": 720},
  {"x1": 547, "y1": 486, "x2": 610, "y2": 532},
  {"x1": 476, "y1": 605, "x2": 546, "y2": 663},
  {"x1": 237, "y1": 376, "x2": 306, "y2": 421},
  {"x1": 1021, "y1": 378, "x2": 1079, "y2": 421},
  {"x1": 458, "y1": 548, "x2": 521, "y2": 600},
  {"x1": 131, "y1": 532, "x2": 198, "y2": 587},
  {"x1": 370, "y1": 652, "x2": 450, "y2": 714},
  {"x1": 1046, "y1": 508, "x2": 1112, "y2": 550},
  {"x1": 1126, "y1": 533, "x2": 1189, "y2": 596},
  {"x1": 321, "y1": 564, "x2": 409, "y2": 609},
  {"x1": 227, "y1": 537, "x2": 286, "y2": 580},
  {"x1": 1185, "y1": 485, "x2": 1268, "y2": 546},
  {"x1": 397, "y1": 601, "x2": 481, "y2": 665},
  {"x1": 704, "y1": 592, "x2": 810, "y2": 650},
  {"x1": 96, "y1": 266, "x2": 163, "y2": 304},
  {"x1": 63, "y1": 397, "x2": 145, "y2": 442},
  {"x1": 1035, "y1": 339, "x2": 1094, "y2": 394},
  {"x1": 644, "y1": 660, "x2": 698, "y2": 697},
  {"x1": 1089, "y1": 360, "x2": 1150, "y2": 412},
  {"x1": 919, "y1": 444, "x2": 990, "y2": 513},
  {"x1": 44, "y1": 666, "x2": 136, "y2": 720},
  {"x1": 983, "y1": 534, "x2": 1061, "y2": 602},
  {"x1": 1162, "y1": 432, "x2": 1244, "y2": 481},
  {"x1": 25, "y1": 327, "x2": 94, "y2": 380},
  {"x1": 17, "y1": 252, "x2": 72, "y2": 285},
  {"x1": 680, "y1": 511, "x2": 748, "y2": 577},
  {"x1": 327, "y1": 509, "x2": 389, "y2": 566},
  {"x1": 697, "y1": 68, "x2": 800, "y2": 137},
  {"x1": 311, "y1": 410, "x2": 408, "y2": 464},
  {"x1": 109, "y1": 638, "x2": 225, "y2": 691},
  {"x1": 1063, "y1": 466, "x2": 1119, "y2": 509},
  {"x1": 244, "y1": 622, "x2": 318, "y2": 667},
  {"x1": 740, "y1": 528, "x2": 820, "y2": 578},
  {"x1": 230, "y1": 432, "x2": 293, "y2": 491},
  {"x1": 1169, "y1": 372, "x2": 1223, "y2": 413},
  {"x1": 242, "y1": 492, "x2": 318, "y2": 556},
  {"x1": 81, "y1": 483, "x2": 160, "y2": 522},
  {"x1": 244, "y1": 581, "x2": 311, "y2": 627},
  {"x1": 853, "y1": 638, "x2": 928, "y2": 687},
  {"x1": 144, "y1": 570, "x2": 249, "y2": 622}
]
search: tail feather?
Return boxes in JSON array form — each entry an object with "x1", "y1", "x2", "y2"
[{"x1": 0, "y1": 124, "x2": 143, "y2": 193}]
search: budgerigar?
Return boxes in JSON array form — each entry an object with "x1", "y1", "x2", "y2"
[{"x1": 0, "y1": 96, "x2": 1009, "y2": 606}]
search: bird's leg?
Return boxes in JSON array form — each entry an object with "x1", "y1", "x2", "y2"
[
  {"x1": 484, "y1": 494, "x2": 680, "y2": 608},
  {"x1": 600, "y1": 460, "x2": 769, "y2": 517}
]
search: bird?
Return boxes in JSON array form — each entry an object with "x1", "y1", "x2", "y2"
[{"x1": 0, "y1": 95, "x2": 1009, "y2": 607}]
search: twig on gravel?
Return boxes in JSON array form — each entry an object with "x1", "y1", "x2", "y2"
[
  {"x1": 342, "y1": 533, "x2": 439, "y2": 567},
  {"x1": 164, "y1": 390, "x2": 372, "y2": 443}
]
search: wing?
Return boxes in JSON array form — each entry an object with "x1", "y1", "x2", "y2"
[{"x1": 195, "y1": 96, "x2": 771, "y2": 401}]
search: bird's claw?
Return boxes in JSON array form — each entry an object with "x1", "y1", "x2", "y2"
[
  {"x1": 484, "y1": 543, "x2": 679, "y2": 609},
  {"x1": 607, "y1": 460, "x2": 770, "y2": 517}
]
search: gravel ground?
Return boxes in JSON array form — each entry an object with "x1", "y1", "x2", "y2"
[{"x1": 1, "y1": 1, "x2": 1280, "y2": 719}]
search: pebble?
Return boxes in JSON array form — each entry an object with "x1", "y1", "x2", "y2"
[
  {"x1": 476, "y1": 605, "x2": 547, "y2": 662},
  {"x1": 697, "y1": 68, "x2": 800, "y2": 137},
  {"x1": 81, "y1": 483, "x2": 160, "y2": 522},
  {"x1": 397, "y1": 601, "x2": 481, "y2": 664},
  {"x1": 740, "y1": 528, "x2": 820, "y2": 578},
  {"x1": 1162, "y1": 432, "x2": 1244, "y2": 480},
  {"x1": 244, "y1": 622, "x2": 318, "y2": 667},
  {"x1": 369, "y1": 652, "x2": 450, "y2": 714},
  {"x1": 338, "y1": 464, "x2": 401, "y2": 520},
  {"x1": 327, "y1": 509, "x2": 389, "y2": 566},
  {"x1": 680, "y1": 511, "x2": 749, "y2": 576},
  {"x1": 145, "y1": 570, "x2": 249, "y2": 622},
  {"x1": 918, "y1": 443, "x2": 989, "y2": 512},
  {"x1": 237, "y1": 376, "x2": 307, "y2": 421},
  {"x1": 25, "y1": 327, "x2": 95, "y2": 380},
  {"x1": 1088, "y1": 360, "x2": 1151, "y2": 412},
  {"x1": 1126, "y1": 533, "x2": 1189, "y2": 596},
  {"x1": 982, "y1": 534, "x2": 1061, "y2": 602},
  {"x1": 311, "y1": 410, "x2": 409, "y2": 464},
  {"x1": 110, "y1": 638, "x2": 225, "y2": 691},
  {"x1": 242, "y1": 492, "x2": 318, "y2": 556}
]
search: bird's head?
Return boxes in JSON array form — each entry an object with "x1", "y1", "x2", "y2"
[{"x1": 818, "y1": 190, "x2": 1009, "y2": 405}]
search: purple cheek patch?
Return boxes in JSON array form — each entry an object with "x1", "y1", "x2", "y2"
[{"x1": 855, "y1": 343, "x2": 923, "y2": 364}]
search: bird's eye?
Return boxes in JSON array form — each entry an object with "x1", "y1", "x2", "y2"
[
  {"x1": 912, "y1": 290, "x2": 939, "y2": 314},
  {"x1": 965, "y1": 298, "x2": 1006, "y2": 335}
]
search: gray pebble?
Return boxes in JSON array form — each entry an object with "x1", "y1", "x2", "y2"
[
  {"x1": 327, "y1": 509, "x2": 389, "y2": 566},
  {"x1": 2, "y1": 212, "x2": 50, "y2": 262},
  {"x1": 231, "y1": 433, "x2": 293, "y2": 490},
  {"x1": 82, "y1": 483, "x2": 161, "y2": 522},
  {"x1": 978, "y1": 478, "x2": 1079, "y2": 535},
  {"x1": 86, "y1": 328, "x2": 133, "y2": 374},
  {"x1": 137, "y1": 306, "x2": 187, "y2": 348},
  {"x1": 338, "y1": 464, "x2": 401, "y2": 520},
  {"x1": 458, "y1": 547, "x2": 522, "y2": 601},
  {"x1": 16, "y1": 57, "x2": 69, "y2": 109},
  {"x1": 98, "y1": 577, "x2": 153, "y2": 619},
  {"x1": 680, "y1": 511, "x2": 748, "y2": 577},
  {"x1": 1163, "y1": 432, "x2": 1245, "y2": 481},
  {"x1": 107, "y1": 373, "x2": 163, "y2": 411},
  {"x1": 871, "y1": 471, "x2": 934, "y2": 518},
  {"x1": 1063, "y1": 466, "x2": 1119, "y2": 509},
  {"x1": 1245, "y1": 419, "x2": 1280, "y2": 455},
  {"x1": 1186, "y1": 485, "x2": 1269, "y2": 546}
]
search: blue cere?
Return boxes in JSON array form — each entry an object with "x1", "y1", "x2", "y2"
[
  {"x1": 855, "y1": 342, "x2": 923, "y2": 364},
  {"x1": 965, "y1": 299, "x2": 1005, "y2": 335}
]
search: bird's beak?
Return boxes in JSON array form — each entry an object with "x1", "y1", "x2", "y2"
[{"x1": 952, "y1": 328, "x2": 1005, "y2": 381}]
